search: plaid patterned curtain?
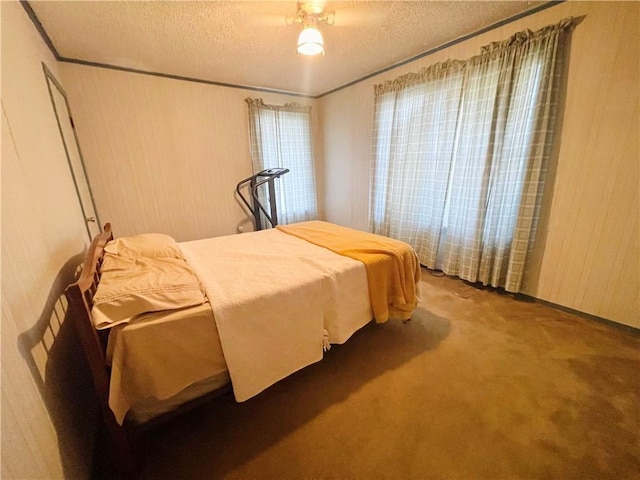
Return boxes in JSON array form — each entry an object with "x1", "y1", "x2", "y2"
[
  {"x1": 246, "y1": 99, "x2": 318, "y2": 226},
  {"x1": 371, "y1": 18, "x2": 575, "y2": 292}
]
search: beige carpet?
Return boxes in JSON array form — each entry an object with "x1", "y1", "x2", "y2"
[{"x1": 100, "y1": 270, "x2": 640, "y2": 479}]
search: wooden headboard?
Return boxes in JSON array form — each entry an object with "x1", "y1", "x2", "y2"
[
  {"x1": 65, "y1": 223, "x2": 112, "y2": 369},
  {"x1": 64, "y1": 224, "x2": 139, "y2": 476}
]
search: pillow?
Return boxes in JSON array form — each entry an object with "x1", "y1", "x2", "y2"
[
  {"x1": 91, "y1": 255, "x2": 206, "y2": 329},
  {"x1": 104, "y1": 233, "x2": 183, "y2": 259}
]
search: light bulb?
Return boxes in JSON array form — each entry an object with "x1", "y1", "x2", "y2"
[{"x1": 297, "y1": 25, "x2": 324, "y2": 56}]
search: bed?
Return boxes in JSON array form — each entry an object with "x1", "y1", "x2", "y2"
[{"x1": 64, "y1": 220, "x2": 421, "y2": 475}]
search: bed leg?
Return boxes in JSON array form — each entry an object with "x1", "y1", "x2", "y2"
[{"x1": 102, "y1": 410, "x2": 142, "y2": 478}]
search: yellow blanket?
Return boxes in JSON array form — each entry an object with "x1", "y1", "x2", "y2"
[{"x1": 277, "y1": 221, "x2": 421, "y2": 323}]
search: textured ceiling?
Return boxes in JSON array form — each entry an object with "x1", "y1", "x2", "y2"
[{"x1": 29, "y1": 1, "x2": 546, "y2": 97}]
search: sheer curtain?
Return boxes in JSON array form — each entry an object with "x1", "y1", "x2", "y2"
[
  {"x1": 371, "y1": 61, "x2": 465, "y2": 267},
  {"x1": 246, "y1": 98, "x2": 318, "y2": 225},
  {"x1": 371, "y1": 19, "x2": 575, "y2": 292}
]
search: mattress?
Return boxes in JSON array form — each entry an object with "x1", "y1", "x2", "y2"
[{"x1": 107, "y1": 303, "x2": 228, "y2": 424}]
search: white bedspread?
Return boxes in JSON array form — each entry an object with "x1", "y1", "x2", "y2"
[{"x1": 179, "y1": 228, "x2": 371, "y2": 402}]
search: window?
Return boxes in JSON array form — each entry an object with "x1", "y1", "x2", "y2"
[
  {"x1": 246, "y1": 98, "x2": 318, "y2": 226},
  {"x1": 370, "y1": 19, "x2": 574, "y2": 292}
]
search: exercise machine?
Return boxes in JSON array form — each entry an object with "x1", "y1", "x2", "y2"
[{"x1": 236, "y1": 168, "x2": 289, "y2": 230}]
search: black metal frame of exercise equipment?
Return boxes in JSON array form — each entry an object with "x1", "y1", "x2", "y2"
[{"x1": 236, "y1": 168, "x2": 289, "y2": 231}]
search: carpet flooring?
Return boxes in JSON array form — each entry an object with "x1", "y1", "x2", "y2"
[{"x1": 98, "y1": 270, "x2": 640, "y2": 479}]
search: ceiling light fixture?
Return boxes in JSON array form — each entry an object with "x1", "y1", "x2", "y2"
[
  {"x1": 297, "y1": 23, "x2": 324, "y2": 56},
  {"x1": 290, "y1": 3, "x2": 334, "y2": 56}
]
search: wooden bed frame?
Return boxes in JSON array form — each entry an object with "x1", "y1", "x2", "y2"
[
  {"x1": 64, "y1": 224, "x2": 139, "y2": 475},
  {"x1": 64, "y1": 224, "x2": 230, "y2": 477}
]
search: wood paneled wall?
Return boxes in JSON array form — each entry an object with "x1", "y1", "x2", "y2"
[
  {"x1": 531, "y1": 3, "x2": 639, "y2": 326},
  {"x1": 60, "y1": 66, "x2": 321, "y2": 241},
  {"x1": 320, "y1": 2, "x2": 639, "y2": 328},
  {"x1": 1, "y1": 2, "x2": 96, "y2": 478}
]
